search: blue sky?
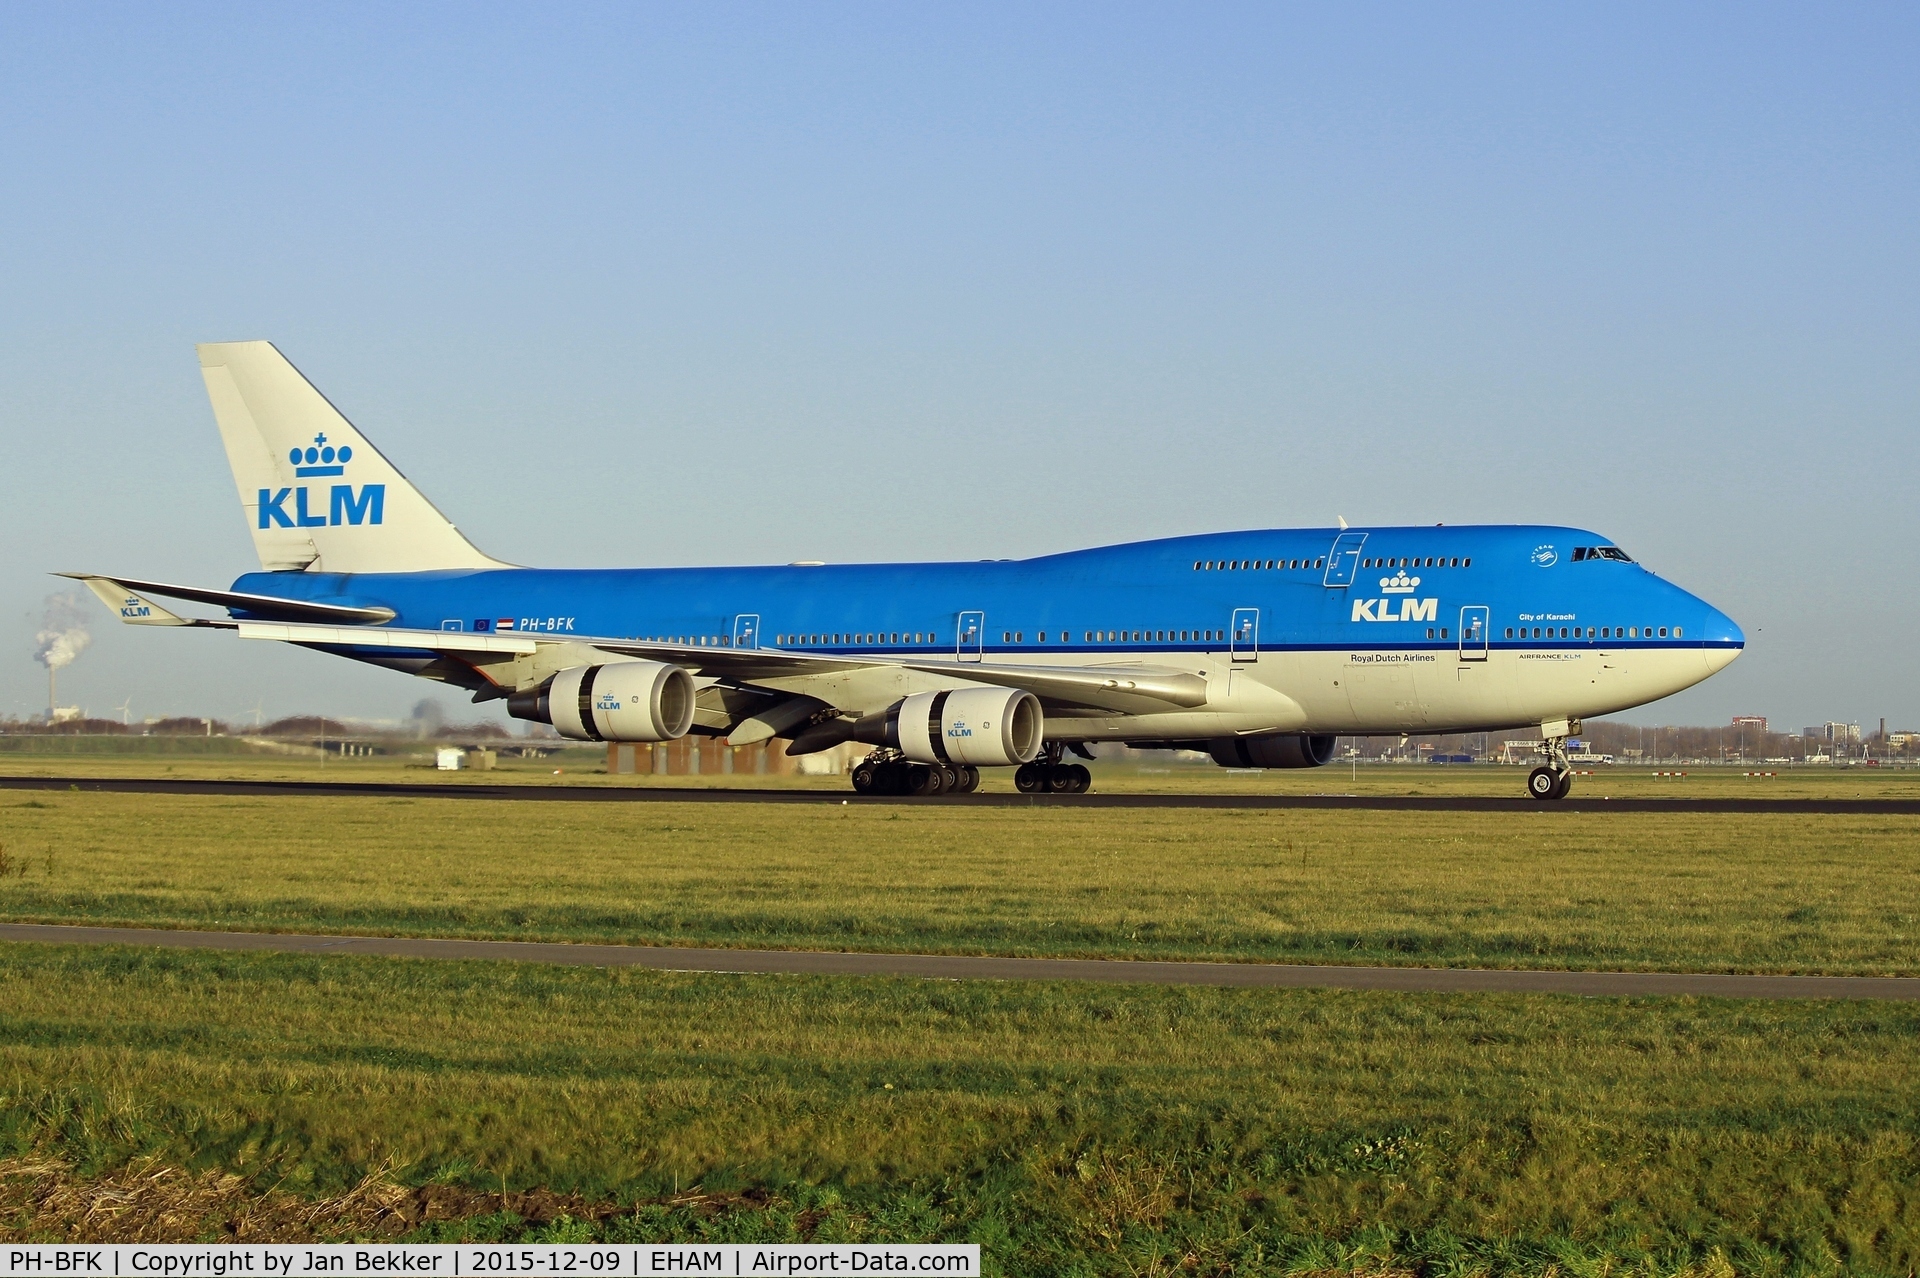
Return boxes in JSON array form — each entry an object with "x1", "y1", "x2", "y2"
[{"x1": 2, "y1": 3, "x2": 1914, "y2": 731}]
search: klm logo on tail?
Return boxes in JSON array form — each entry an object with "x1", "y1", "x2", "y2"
[{"x1": 257, "y1": 433, "x2": 384, "y2": 529}]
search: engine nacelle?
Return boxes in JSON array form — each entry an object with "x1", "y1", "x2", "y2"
[
  {"x1": 507, "y1": 662, "x2": 696, "y2": 742},
  {"x1": 1209, "y1": 733, "x2": 1338, "y2": 769},
  {"x1": 856, "y1": 687, "x2": 1044, "y2": 766}
]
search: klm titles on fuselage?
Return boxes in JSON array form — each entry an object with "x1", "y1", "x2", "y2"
[
  {"x1": 257, "y1": 433, "x2": 385, "y2": 530},
  {"x1": 1351, "y1": 571, "x2": 1438, "y2": 623}
]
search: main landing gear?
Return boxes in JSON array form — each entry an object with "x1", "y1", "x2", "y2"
[
  {"x1": 1014, "y1": 743, "x2": 1092, "y2": 795},
  {"x1": 1526, "y1": 717, "x2": 1580, "y2": 801},
  {"x1": 851, "y1": 750, "x2": 980, "y2": 797},
  {"x1": 847, "y1": 744, "x2": 1094, "y2": 796}
]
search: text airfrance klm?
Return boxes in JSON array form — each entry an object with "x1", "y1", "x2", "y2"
[{"x1": 257, "y1": 485, "x2": 385, "y2": 529}]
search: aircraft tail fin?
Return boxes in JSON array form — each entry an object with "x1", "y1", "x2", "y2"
[{"x1": 196, "y1": 341, "x2": 508, "y2": 574}]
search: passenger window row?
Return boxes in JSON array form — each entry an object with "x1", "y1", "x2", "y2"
[
  {"x1": 774, "y1": 632, "x2": 942, "y2": 646},
  {"x1": 1502, "y1": 625, "x2": 1682, "y2": 640},
  {"x1": 1195, "y1": 558, "x2": 1326, "y2": 570},
  {"x1": 1085, "y1": 629, "x2": 1223, "y2": 643},
  {"x1": 772, "y1": 629, "x2": 1234, "y2": 647},
  {"x1": 1360, "y1": 556, "x2": 1469, "y2": 569}
]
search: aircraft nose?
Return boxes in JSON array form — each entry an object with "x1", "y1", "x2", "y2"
[{"x1": 1699, "y1": 602, "x2": 1744, "y2": 674}]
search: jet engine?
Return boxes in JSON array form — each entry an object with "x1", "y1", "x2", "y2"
[
  {"x1": 1209, "y1": 733, "x2": 1338, "y2": 769},
  {"x1": 854, "y1": 687, "x2": 1044, "y2": 767},
  {"x1": 507, "y1": 662, "x2": 696, "y2": 742}
]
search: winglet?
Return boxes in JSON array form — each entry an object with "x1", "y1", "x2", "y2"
[{"x1": 68, "y1": 575, "x2": 194, "y2": 626}]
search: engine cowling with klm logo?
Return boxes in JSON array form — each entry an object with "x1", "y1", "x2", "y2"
[
  {"x1": 853, "y1": 688, "x2": 1045, "y2": 767},
  {"x1": 507, "y1": 662, "x2": 696, "y2": 742}
]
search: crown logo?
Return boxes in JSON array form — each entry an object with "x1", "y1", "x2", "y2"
[
  {"x1": 290, "y1": 432, "x2": 353, "y2": 477},
  {"x1": 1380, "y1": 570, "x2": 1421, "y2": 594}
]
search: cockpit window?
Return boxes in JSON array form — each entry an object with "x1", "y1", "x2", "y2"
[{"x1": 1571, "y1": 546, "x2": 1634, "y2": 563}]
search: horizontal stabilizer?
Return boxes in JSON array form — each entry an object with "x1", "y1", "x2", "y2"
[
  {"x1": 71, "y1": 576, "x2": 194, "y2": 627},
  {"x1": 59, "y1": 573, "x2": 397, "y2": 626}
]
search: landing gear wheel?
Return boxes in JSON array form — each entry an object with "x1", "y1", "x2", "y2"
[
  {"x1": 906, "y1": 764, "x2": 946, "y2": 796},
  {"x1": 1014, "y1": 762, "x2": 1044, "y2": 793},
  {"x1": 851, "y1": 762, "x2": 877, "y2": 795},
  {"x1": 955, "y1": 766, "x2": 980, "y2": 794},
  {"x1": 1066, "y1": 763, "x2": 1092, "y2": 793},
  {"x1": 1552, "y1": 769, "x2": 1574, "y2": 799},
  {"x1": 1047, "y1": 765, "x2": 1075, "y2": 793},
  {"x1": 1527, "y1": 766, "x2": 1566, "y2": 801}
]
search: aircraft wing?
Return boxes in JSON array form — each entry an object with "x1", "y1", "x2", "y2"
[
  {"x1": 583, "y1": 643, "x2": 1208, "y2": 711},
  {"x1": 60, "y1": 573, "x2": 398, "y2": 625},
  {"x1": 65, "y1": 580, "x2": 1209, "y2": 714},
  {"x1": 896, "y1": 659, "x2": 1208, "y2": 710}
]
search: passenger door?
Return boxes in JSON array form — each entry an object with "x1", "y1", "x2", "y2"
[
  {"x1": 1322, "y1": 532, "x2": 1368, "y2": 587},
  {"x1": 1230, "y1": 607, "x2": 1259, "y2": 662},
  {"x1": 732, "y1": 614, "x2": 760, "y2": 650},
  {"x1": 1458, "y1": 606, "x2": 1489, "y2": 662},
  {"x1": 956, "y1": 610, "x2": 985, "y2": 663}
]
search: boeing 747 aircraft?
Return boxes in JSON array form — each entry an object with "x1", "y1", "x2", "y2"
[{"x1": 70, "y1": 342, "x2": 1743, "y2": 799}]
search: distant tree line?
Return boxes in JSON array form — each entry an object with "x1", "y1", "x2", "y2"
[{"x1": 0, "y1": 715, "x2": 517, "y2": 741}]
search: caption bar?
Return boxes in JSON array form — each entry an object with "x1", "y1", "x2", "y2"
[{"x1": 0, "y1": 1247, "x2": 979, "y2": 1278}]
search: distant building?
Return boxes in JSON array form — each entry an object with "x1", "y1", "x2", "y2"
[
  {"x1": 1731, "y1": 715, "x2": 1767, "y2": 731},
  {"x1": 1804, "y1": 722, "x2": 1861, "y2": 744}
]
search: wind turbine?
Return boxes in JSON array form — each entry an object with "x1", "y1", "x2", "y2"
[{"x1": 114, "y1": 698, "x2": 132, "y2": 726}]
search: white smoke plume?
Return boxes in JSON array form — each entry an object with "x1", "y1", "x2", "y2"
[{"x1": 34, "y1": 592, "x2": 92, "y2": 672}]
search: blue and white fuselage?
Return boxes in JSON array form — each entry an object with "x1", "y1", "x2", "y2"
[{"x1": 71, "y1": 342, "x2": 1743, "y2": 798}]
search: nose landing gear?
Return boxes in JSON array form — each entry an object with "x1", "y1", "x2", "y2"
[{"x1": 1526, "y1": 717, "x2": 1580, "y2": 801}]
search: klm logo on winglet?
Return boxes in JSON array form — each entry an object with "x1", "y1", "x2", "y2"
[
  {"x1": 258, "y1": 433, "x2": 384, "y2": 529},
  {"x1": 120, "y1": 595, "x2": 152, "y2": 620},
  {"x1": 1352, "y1": 571, "x2": 1438, "y2": 623}
]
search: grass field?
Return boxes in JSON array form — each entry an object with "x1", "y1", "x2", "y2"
[
  {"x1": 5, "y1": 746, "x2": 1919, "y2": 799},
  {"x1": 0, "y1": 789, "x2": 1916, "y2": 974},
  {"x1": 1, "y1": 942, "x2": 1917, "y2": 1273},
  {"x1": 2, "y1": 759, "x2": 1917, "y2": 1267}
]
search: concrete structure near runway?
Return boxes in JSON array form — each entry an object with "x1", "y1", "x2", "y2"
[{"x1": 606, "y1": 738, "x2": 863, "y2": 777}]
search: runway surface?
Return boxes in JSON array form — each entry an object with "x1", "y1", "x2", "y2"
[
  {"x1": 4, "y1": 775, "x2": 1917, "y2": 813},
  {"x1": 1, "y1": 922, "x2": 1915, "y2": 999}
]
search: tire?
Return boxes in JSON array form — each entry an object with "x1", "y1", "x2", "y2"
[
  {"x1": 1014, "y1": 762, "x2": 1043, "y2": 794},
  {"x1": 1527, "y1": 766, "x2": 1564, "y2": 800},
  {"x1": 1552, "y1": 769, "x2": 1574, "y2": 799},
  {"x1": 939, "y1": 764, "x2": 961, "y2": 794},
  {"x1": 876, "y1": 762, "x2": 908, "y2": 795},
  {"x1": 907, "y1": 764, "x2": 945, "y2": 796},
  {"x1": 956, "y1": 766, "x2": 980, "y2": 794},
  {"x1": 1066, "y1": 763, "x2": 1091, "y2": 793},
  {"x1": 851, "y1": 762, "x2": 876, "y2": 795},
  {"x1": 1047, "y1": 765, "x2": 1075, "y2": 793}
]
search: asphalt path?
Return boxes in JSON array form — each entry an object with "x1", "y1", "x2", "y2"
[
  {"x1": 3, "y1": 774, "x2": 1916, "y2": 813},
  {"x1": 1, "y1": 922, "x2": 1915, "y2": 999}
]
